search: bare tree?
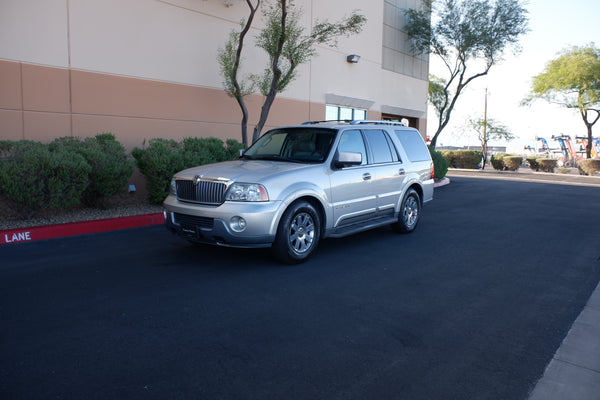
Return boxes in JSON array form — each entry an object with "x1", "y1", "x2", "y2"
[{"x1": 468, "y1": 117, "x2": 515, "y2": 169}]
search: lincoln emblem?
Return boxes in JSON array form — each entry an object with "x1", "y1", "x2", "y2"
[{"x1": 193, "y1": 175, "x2": 202, "y2": 185}]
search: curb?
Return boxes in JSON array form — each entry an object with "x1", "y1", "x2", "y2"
[
  {"x1": 0, "y1": 213, "x2": 165, "y2": 246},
  {"x1": 434, "y1": 177, "x2": 450, "y2": 188}
]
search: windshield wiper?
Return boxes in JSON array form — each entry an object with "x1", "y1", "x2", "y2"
[{"x1": 251, "y1": 155, "x2": 303, "y2": 163}]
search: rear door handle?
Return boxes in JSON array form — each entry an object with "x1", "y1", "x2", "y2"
[
  {"x1": 362, "y1": 173, "x2": 371, "y2": 181},
  {"x1": 398, "y1": 169, "x2": 405, "y2": 175}
]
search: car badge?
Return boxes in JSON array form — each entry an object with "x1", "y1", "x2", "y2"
[{"x1": 193, "y1": 175, "x2": 202, "y2": 185}]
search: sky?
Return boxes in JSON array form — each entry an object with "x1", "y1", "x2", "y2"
[{"x1": 427, "y1": 0, "x2": 600, "y2": 153}]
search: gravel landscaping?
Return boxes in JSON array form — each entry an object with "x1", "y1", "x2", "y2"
[{"x1": 0, "y1": 193, "x2": 162, "y2": 231}]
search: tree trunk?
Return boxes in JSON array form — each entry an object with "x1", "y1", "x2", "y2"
[
  {"x1": 581, "y1": 108, "x2": 600, "y2": 159},
  {"x1": 232, "y1": 0, "x2": 260, "y2": 148},
  {"x1": 253, "y1": 94, "x2": 278, "y2": 143},
  {"x1": 481, "y1": 139, "x2": 488, "y2": 170},
  {"x1": 252, "y1": 0, "x2": 287, "y2": 143},
  {"x1": 236, "y1": 96, "x2": 250, "y2": 148}
]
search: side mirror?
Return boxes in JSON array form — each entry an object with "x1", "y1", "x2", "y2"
[
  {"x1": 239, "y1": 149, "x2": 246, "y2": 157},
  {"x1": 334, "y1": 151, "x2": 362, "y2": 168}
]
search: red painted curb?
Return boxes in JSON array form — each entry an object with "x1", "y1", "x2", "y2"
[{"x1": 0, "y1": 213, "x2": 165, "y2": 245}]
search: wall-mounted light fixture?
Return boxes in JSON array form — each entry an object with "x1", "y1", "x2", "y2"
[{"x1": 346, "y1": 54, "x2": 361, "y2": 64}]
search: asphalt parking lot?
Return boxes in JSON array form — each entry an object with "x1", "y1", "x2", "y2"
[{"x1": 1, "y1": 176, "x2": 599, "y2": 399}]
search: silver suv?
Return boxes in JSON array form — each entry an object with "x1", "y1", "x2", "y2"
[{"x1": 163, "y1": 120, "x2": 434, "y2": 263}]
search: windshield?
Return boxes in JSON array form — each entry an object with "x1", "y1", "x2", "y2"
[{"x1": 242, "y1": 128, "x2": 336, "y2": 163}]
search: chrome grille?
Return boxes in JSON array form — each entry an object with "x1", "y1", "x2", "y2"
[{"x1": 176, "y1": 179, "x2": 227, "y2": 204}]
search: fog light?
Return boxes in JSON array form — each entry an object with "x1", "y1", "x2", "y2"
[{"x1": 230, "y1": 216, "x2": 247, "y2": 232}]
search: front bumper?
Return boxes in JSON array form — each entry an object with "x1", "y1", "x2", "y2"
[{"x1": 163, "y1": 195, "x2": 281, "y2": 248}]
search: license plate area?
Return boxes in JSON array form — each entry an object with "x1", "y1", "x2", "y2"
[{"x1": 181, "y1": 225, "x2": 199, "y2": 239}]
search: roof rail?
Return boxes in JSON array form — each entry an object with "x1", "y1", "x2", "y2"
[
  {"x1": 301, "y1": 119, "x2": 407, "y2": 126},
  {"x1": 349, "y1": 120, "x2": 406, "y2": 126},
  {"x1": 301, "y1": 120, "x2": 352, "y2": 125}
]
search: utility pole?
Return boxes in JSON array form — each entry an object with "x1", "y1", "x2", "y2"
[{"x1": 482, "y1": 87, "x2": 488, "y2": 169}]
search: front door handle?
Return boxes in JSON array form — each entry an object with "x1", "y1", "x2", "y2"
[{"x1": 362, "y1": 173, "x2": 371, "y2": 181}]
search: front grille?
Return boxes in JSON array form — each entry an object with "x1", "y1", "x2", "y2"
[
  {"x1": 176, "y1": 179, "x2": 227, "y2": 204},
  {"x1": 174, "y1": 213, "x2": 214, "y2": 229}
]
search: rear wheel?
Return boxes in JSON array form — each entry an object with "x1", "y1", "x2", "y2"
[
  {"x1": 272, "y1": 200, "x2": 321, "y2": 264},
  {"x1": 393, "y1": 188, "x2": 421, "y2": 233}
]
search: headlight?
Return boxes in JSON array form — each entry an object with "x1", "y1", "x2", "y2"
[
  {"x1": 169, "y1": 178, "x2": 177, "y2": 196},
  {"x1": 225, "y1": 183, "x2": 269, "y2": 202}
]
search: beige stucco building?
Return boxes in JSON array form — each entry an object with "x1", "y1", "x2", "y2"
[{"x1": 0, "y1": 0, "x2": 428, "y2": 150}]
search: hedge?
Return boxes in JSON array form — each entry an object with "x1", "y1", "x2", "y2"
[
  {"x1": 441, "y1": 150, "x2": 483, "y2": 169},
  {"x1": 503, "y1": 156, "x2": 523, "y2": 171},
  {"x1": 526, "y1": 157, "x2": 540, "y2": 171},
  {"x1": 49, "y1": 133, "x2": 134, "y2": 207},
  {"x1": 490, "y1": 153, "x2": 508, "y2": 170},
  {"x1": 132, "y1": 137, "x2": 244, "y2": 204},
  {"x1": 0, "y1": 140, "x2": 91, "y2": 218},
  {"x1": 428, "y1": 146, "x2": 449, "y2": 181},
  {"x1": 578, "y1": 159, "x2": 600, "y2": 176},
  {"x1": 538, "y1": 158, "x2": 557, "y2": 173}
]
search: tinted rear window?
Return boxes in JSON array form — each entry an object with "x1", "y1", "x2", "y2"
[
  {"x1": 394, "y1": 130, "x2": 430, "y2": 162},
  {"x1": 365, "y1": 130, "x2": 394, "y2": 164}
]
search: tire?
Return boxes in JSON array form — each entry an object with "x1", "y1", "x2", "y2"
[
  {"x1": 272, "y1": 200, "x2": 321, "y2": 264},
  {"x1": 392, "y1": 188, "x2": 421, "y2": 233}
]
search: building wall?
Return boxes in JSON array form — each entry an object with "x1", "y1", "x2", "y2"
[{"x1": 0, "y1": 0, "x2": 428, "y2": 150}]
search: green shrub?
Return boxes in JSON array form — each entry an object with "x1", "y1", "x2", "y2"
[
  {"x1": 50, "y1": 133, "x2": 134, "y2": 207},
  {"x1": 526, "y1": 157, "x2": 540, "y2": 171},
  {"x1": 503, "y1": 156, "x2": 522, "y2": 171},
  {"x1": 537, "y1": 158, "x2": 557, "y2": 173},
  {"x1": 428, "y1": 146, "x2": 449, "y2": 181},
  {"x1": 0, "y1": 141, "x2": 91, "y2": 218},
  {"x1": 578, "y1": 159, "x2": 600, "y2": 176},
  {"x1": 182, "y1": 137, "x2": 229, "y2": 166},
  {"x1": 132, "y1": 139, "x2": 185, "y2": 204},
  {"x1": 225, "y1": 139, "x2": 246, "y2": 159},
  {"x1": 132, "y1": 137, "x2": 244, "y2": 204},
  {"x1": 441, "y1": 150, "x2": 483, "y2": 169},
  {"x1": 490, "y1": 153, "x2": 506, "y2": 170}
]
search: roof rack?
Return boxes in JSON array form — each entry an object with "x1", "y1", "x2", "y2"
[
  {"x1": 349, "y1": 120, "x2": 406, "y2": 126},
  {"x1": 301, "y1": 120, "x2": 352, "y2": 125},
  {"x1": 301, "y1": 119, "x2": 407, "y2": 126}
]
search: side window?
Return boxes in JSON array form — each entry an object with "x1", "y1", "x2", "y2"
[
  {"x1": 364, "y1": 130, "x2": 394, "y2": 164},
  {"x1": 394, "y1": 129, "x2": 430, "y2": 162},
  {"x1": 337, "y1": 130, "x2": 367, "y2": 165}
]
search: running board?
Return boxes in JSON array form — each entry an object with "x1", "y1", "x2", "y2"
[{"x1": 326, "y1": 216, "x2": 397, "y2": 239}]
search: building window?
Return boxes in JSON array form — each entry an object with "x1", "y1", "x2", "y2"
[
  {"x1": 382, "y1": 0, "x2": 429, "y2": 80},
  {"x1": 326, "y1": 105, "x2": 367, "y2": 121}
]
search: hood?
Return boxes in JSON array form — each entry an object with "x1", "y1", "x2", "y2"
[{"x1": 175, "y1": 159, "x2": 317, "y2": 183}]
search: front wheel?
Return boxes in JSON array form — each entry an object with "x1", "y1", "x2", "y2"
[
  {"x1": 272, "y1": 200, "x2": 321, "y2": 264},
  {"x1": 392, "y1": 188, "x2": 421, "y2": 233}
]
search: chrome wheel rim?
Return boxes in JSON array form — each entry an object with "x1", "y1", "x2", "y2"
[
  {"x1": 403, "y1": 195, "x2": 419, "y2": 228},
  {"x1": 289, "y1": 212, "x2": 315, "y2": 254}
]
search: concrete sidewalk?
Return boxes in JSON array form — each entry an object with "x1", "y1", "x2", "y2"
[{"x1": 528, "y1": 282, "x2": 600, "y2": 400}]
